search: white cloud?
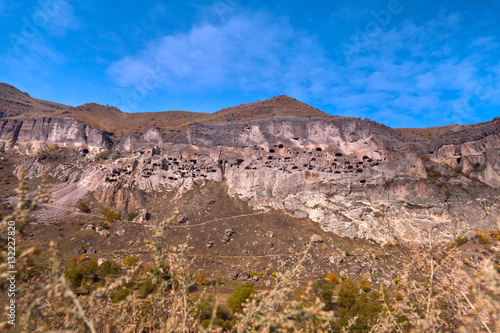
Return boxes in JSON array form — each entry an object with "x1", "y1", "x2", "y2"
[
  {"x1": 108, "y1": 11, "x2": 500, "y2": 126},
  {"x1": 107, "y1": 12, "x2": 331, "y2": 95},
  {"x1": 32, "y1": 0, "x2": 81, "y2": 36}
]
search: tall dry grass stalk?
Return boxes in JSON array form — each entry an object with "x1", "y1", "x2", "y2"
[{"x1": 1, "y1": 177, "x2": 499, "y2": 332}]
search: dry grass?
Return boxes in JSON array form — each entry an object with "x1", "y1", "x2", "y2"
[{"x1": 1, "y1": 178, "x2": 499, "y2": 332}]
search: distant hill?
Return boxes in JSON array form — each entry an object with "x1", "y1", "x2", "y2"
[
  {"x1": 0, "y1": 84, "x2": 334, "y2": 134},
  {"x1": 0, "y1": 83, "x2": 69, "y2": 118}
]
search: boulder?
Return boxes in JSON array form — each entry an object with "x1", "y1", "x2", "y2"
[
  {"x1": 98, "y1": 229, "x2": 110, "y2": 237},
  {"x1": 238, "y1": 271, "x2": 251, "y2": 280},
  {"x1": 75, "y1": 247, "x2": 86, "y2": 255},
  {"x1": 176, "y1": 215, "x2": 188, "y2": 224},
  {"x1": 310, "y1": 234, "x2": 323, "y2": 243},
  {"x1": 133, "y1": 210, "x2": 151, "y2": 223}
]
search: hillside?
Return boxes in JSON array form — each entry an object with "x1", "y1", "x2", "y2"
[
  {"x1": 0, "y1": 83, "x2": 69, "y2": 118},
  {"x1": 0, "y1": 84, "x2": 333, "y2": 134}
]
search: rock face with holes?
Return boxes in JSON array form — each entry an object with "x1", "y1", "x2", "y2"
[{"x1": 5, "y1": 105, "x2": 500, "y2": 244}]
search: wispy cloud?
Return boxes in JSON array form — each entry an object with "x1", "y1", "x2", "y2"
[
  {"x1": 32, "y1": 0, "x2": 82, "y2": 36},
  {"x1": 108, "y1": 12, "x2": 328, "y2": 96},
  {"x1": 108, "y1": 10, "x2": 500, "y2": 126}
]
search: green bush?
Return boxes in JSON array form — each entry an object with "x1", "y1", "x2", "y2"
[
  {"x1": 334, "y1": 291, "x2": 382, "y2": 332},
  {"x1": 96, "y1": 150, "x2": 111, "y2": 160},
  {"x1": 127, "y1": 212, "x2": 139, "y2": 221},
  {"x1": 77, "y1": 258, "x2": 98, "y2": 277},
  {"x1": 110, "y1": 288, "x2": 131, "y2": 303},
  {"x1": 77, "y1": 202, "x2": 90, "y2": 213},
  {"x1": 360, "y1": 279, "x2": 371, "y2": 292},
  {"x1": 99, "y1": 222, "x2": 109, "y2": 230},
  {"x1": 455, "y1": 235, "x2": 468, "y2": 247},
  {"x1": 338, "y1": 278, "x2": 359, "y2": 308},
  {"x1": 197, "y1": 296, "x2": 233, "y2": 330},
  {"x1": 97, "y1": 260, "x2": 122, "y2": 277},
  {"x1": 105, "y1": 210, "x2": 121, "y2": 221},
  {"x1": 99, "y1": 207, "x2": 110, "y2": 215},
  {"x1": 227, "y1": 282, "x2": 256, "y2": 314},
  {"x1": 64, "y1": 268, "x2": 83, "y2": 289},
  {"x1": 138, "y1": 278, "x2": 155, "y2": 298},
  {"x1": 312, "y1": 279, "x2": 334, "y2": 304},
  {"x1": 124, "y1": 256, "x2": 139, "y2": 267}
]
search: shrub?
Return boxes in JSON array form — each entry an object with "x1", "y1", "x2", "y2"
[
  {"x1": 104, "y1": 210, "x2": 120, "y2": 221},
  {"x1": 97, "y1": 260, "x2": 122, "y2": 277},
  {"x1": 99, "y1": 222, "x2": 109, "y2": 229},
  {"x1": 124, "y1": 256, "x2": 139, "y2": 267},
  {"x1": 197, "y1": 296, "x2": 233, "y2": 330},
  {"x1": 338, "y1": 278, "x2": 359, "y2": 308},
  {"x1": 455, "y1": 235, "x2": 468, "y2": 246},
  {"x1": 77, "y1": 202, "x2": 90, "y2": 213},
  {"x1": 77, "y1": 258, "x2": 98, "y2": 276},
  {"x1": 96, "y1": 150, "x2": 111, "y2": 160},
  {"x1": 138, "y1": 278, "x2": 155, "y2": 298},
  {"x1": 99, "y1": 207, "x2": 110, "y2": 215},
  {"x1": 374, "y1": 253, "x2": 381, "y2": 260},
  {"x1": 360, "y1": 279, "x2": 371, "y2": 292},
  {"x1": 127, "y1": 212, "x2": 139, "y2": 221},
  {"x1": 227, "y1": 282, "x2": 256, "y2": 314},
  {"x1": 474, "y1": 231, "x2": 491, "y2": 244},
  {"x1": 394, "y1": 278, "x2": 401, "y2": 285},
  {"x1": 110, "y1": 288, "x2": 131, "y2": 303},
  {"x1": 490, "y1": 229, "x2": 500, "y2": 240},
  {"x1": 334, "y1": 291, "x2": 382, "y2": 332},
  {"x1": 64, "y1": 268, "x2": 83, "y2": 289},
  {"x1": 312, "y1": 279, "x2": 335, "y2": 304},
  {"x1": 325, "y1": 273, "x2": 340, "y2": 285},
  {"x1": 105, "y1": 210, "x2": 121, "y2": 221}
]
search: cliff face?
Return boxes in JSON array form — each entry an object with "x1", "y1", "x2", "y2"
[
  {"x1": 1, "y1": 84, "x2": 498, "y2": 245},
  {"x1": 0, "y1": 117, "x2": 112, "y2": 152},
  {"x1": 13, "y1": 115, "x2": 499, "y2": 245}
]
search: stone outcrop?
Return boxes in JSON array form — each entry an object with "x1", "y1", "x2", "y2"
[
  {"x1": 0, "y1": 117, "x2": 112, "y2": 153},
  {"x1": 5, "y1": 113, "x2": 500, "y2": 245}
]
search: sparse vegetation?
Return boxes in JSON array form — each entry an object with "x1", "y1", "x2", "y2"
[
  {"x1": 77, "y1": 202, "x2": 90, "y2": 213},
  {"x1": 455, "y1": 235, "x2": 469, "y2": 246},
  {"x1": 127, "y1": 212, "x2": 139, "y2": 221},
  {"x1": 227, "y1": 282, "x2": 256, "y2": 314},
  {"x1": 123, "y1": 256, "x2": 139, "y2": 267},
  {"x1": 474, "y1": 231, "x2": 491, "y2": 244}
]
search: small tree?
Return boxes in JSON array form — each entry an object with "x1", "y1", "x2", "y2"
[
  {"x1": 77, "y1": 202, "x2": 90, "y2": 213},
  {"x1": 312, "y1": 279, "x2": 335, "y2": 304},
  {"x1": 338, "y1": 278, "x2": 359, "y2": 308},
  {"x1": 227, "y1": 282, "x2": 256, "y2": 314},
  {"x1": 124, "y1": 256, "x2": 139, "y2": 267}
]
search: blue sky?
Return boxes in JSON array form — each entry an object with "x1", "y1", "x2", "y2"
[{"x1": 0, "y1": 0, "x2": 499, "y2": 127}]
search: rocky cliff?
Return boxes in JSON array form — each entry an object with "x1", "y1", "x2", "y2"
[
  {"x1": 10, "y1": 115, "x2": 498, "y2": 245},
  {"x1": 0, "y1": 117, "x2": 112, "y2": 153},
  {"x1": 1, "y1": 86, "x2": 499, "y2": 245}
]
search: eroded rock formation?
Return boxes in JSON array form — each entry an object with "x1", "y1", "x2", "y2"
[{"x1": 8, "y1": 115, "x2": 499, "y2": 244}]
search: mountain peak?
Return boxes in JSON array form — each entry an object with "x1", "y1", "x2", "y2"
[{"x1": 209, "y1": 95, "x2": 333, "y2": 123}]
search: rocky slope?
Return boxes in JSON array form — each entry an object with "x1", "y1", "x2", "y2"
[{"x1": 1, "y1": 84, "x2": 499, "y2": 245}]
